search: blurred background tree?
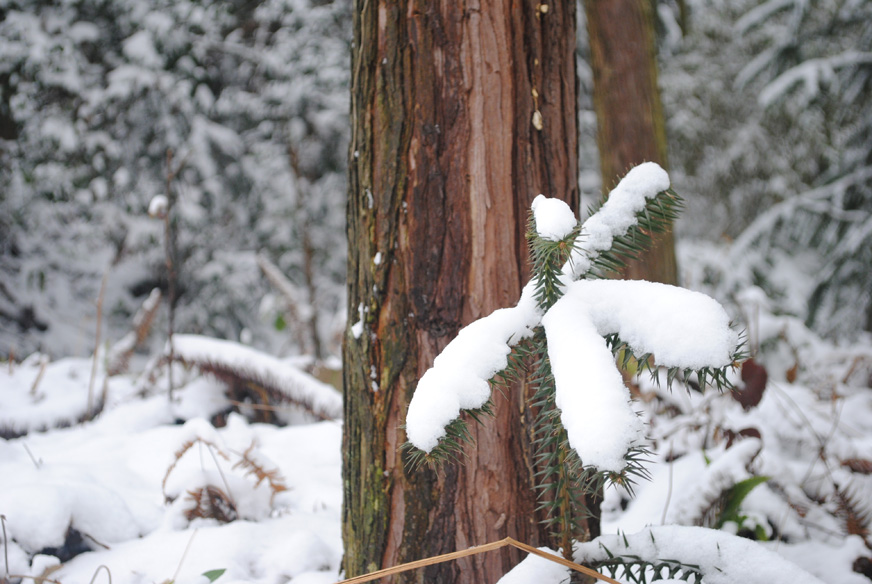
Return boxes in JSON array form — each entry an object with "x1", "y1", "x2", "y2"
[{"x1": 0, "y1": 0, "x2": 350, "y2": 358}]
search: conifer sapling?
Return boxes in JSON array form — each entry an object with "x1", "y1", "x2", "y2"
[{"x1": 404, "y1": 162, "x2": 743, "y2": 556}]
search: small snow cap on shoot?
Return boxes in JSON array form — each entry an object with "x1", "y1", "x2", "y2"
[
  {"x1": 148, "y1": 194, "x2": 168, "y2": 219},
  {"x1": 531, "y1": 195, "x2": 577, "y2": 241}
]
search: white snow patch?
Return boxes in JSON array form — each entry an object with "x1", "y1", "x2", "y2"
[
  {"x1": 351, "y1": 303, "x2": 365, "y2": 339},
  {"x1": 494, "y1": 547, "x2": 570, "y2": 584},
  {"x1": 0, "y1": 354, "x2": 105, "y2": 435},
  {"x1": 122, "y1": 30, "x2": 163, "y2": 69},
  {"x1": 68, "y1": 21, "x2": 100, "y2": 43},
  {"x1": 542, "y1": 296, "x2": 644, "y2": 472},
  {"x1": 574, "y1": 526, "x2": 826, "y2": 584},
  {"x1": 531, "y1": 195, "x2": 576, "y2": 241},
  {"x1": 148, "y1": 194, "x2": 168, "y2": 218}
]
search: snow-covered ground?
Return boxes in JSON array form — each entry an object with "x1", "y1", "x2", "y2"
[
  {"x1": 0, "y1": 350, "x2": 343, "y2": 584},
  {"x1": 2, "y1": 256, "x2": 871, "y2": 584}
]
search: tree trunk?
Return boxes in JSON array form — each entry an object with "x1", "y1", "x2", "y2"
[
  {"x1": 343, "y1": 2, "x2": 579, "y2": 582},
  {"x1": 585, "y1": 0, "x2": 677, "y2": 285}
]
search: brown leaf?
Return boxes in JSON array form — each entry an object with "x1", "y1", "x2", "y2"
[
  {"x1": 842, "y1": 458, "x2": 872, "y2": 475},
  {"x1": 732, "y1": 358, "x2": 768, "y2": 411},
  {"x1": 724, "y1": 427, "x2": 762, "y2": 449},
  {"x1": 786, "y1": 362, "x2": 798, "y2": 384},
  {"x1": 184, "y1": 485, "x2": 238, "y2": 523}
]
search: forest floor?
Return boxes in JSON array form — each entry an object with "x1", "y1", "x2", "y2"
[{"x1": 1, "y1": 243, "x2": 871, "y2": 584}]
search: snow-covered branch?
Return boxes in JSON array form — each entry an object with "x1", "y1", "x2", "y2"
[
  {"x1": 731, "y1": 165, "x2": 872, "y2": 257},
  {"x1": 405, "y1": 289, "x2": 541, "y2": 452},
  {"x1": 406, "y1": 163, "x2": 739, "y2": 473},
  {"x1": 543, "y1": 279, "x2": 738, "y2": 471},
  {"x1": 760, "y1": 51, "x2": 872, "y2": 106},
  {"x1": 564, "y1": 162, "x2": 671, "y2": 280}
]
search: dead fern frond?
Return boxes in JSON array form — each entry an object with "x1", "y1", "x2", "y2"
[
  {"x1": 164, "y1": 335, "x2": 342, "y2": 423},
  {"x1": 161, "y1": 437, "x2": 230, "y2": 501},
  {"x1": 841, "y1": 458, "x2": 872, "y2": 475},
  {"x1": 107, "y1": 288, "x2": 162, "y2": 376},
  {"x1": 232, "y1": 440, "x2": 289, "y2": 503},
  {"x1": 184, "y1": 485, "x2": 237, "y2": 523},
  {"x1": 834, "y1": 483, "x2": 871, "y2": 542}
]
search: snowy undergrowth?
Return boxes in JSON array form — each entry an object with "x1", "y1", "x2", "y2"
[
  {"x1": 0, "y1": 342, "x2": 342, "y2": 584},
  {"x1": 2, "y1": 246, "x2": 871, "y2": 584},
  {"x1": 497, "y1": 242, "x2": 872, "y2": 583},
  {"x1": 499, "y1": 327, "x2": 872, "y2": 583},
  {"x1": 404, "y1": 164, "x2": 872, "y2": 583}
]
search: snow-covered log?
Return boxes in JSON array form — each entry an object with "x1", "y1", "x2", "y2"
[{"x1": 170, "y1": 335, "x2": 341, "y2": 421}]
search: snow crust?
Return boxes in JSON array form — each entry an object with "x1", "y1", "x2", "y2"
[
  {"x1": 531, "y1": 195, "x2": 576, "y2": 241},
  {"x1": 405, "y1": 289, "x2": 541, "y2": 452}
]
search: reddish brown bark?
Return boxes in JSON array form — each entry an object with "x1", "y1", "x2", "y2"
[
  {"x1": 586, "y1": 0, "x2": 677, "y2": 284},
  {"x1": 343, "y1": 1, "x2": 579, "y2": 582}
]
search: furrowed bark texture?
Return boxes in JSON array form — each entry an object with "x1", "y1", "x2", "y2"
[
  {"x1": 343, "y1": 2, "x2": 578, "y2": 582},
  {"x1": 586, "y1": 0, "x2": 677, "y2": 285}
]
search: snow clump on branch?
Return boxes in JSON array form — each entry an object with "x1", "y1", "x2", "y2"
[{"x1": 406, "y1": 162, "x2": 740, "y2": 473}]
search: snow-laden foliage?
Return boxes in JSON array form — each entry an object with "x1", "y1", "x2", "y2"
[
  {"x1": 543, "y1": 279, "x2": 736, "y2": 471},
  {"x1": 406, "y1": 165, "x2": 742, "y2": 563},
  {"x1": 660, "y1": 0, "x2": 872, "y2": 338},
  {"x1": 0, "y1": 0, "x2": 351, "y2": 357},
  {"x1": 499, "y1": 269, "x2": 872, "y2": 582},
  {"x1": 406, "y1": 163, "x2": 738, "y2": 471},
  {"x1": 502, "y1": 525, "x2": 827, "y2": 584}
]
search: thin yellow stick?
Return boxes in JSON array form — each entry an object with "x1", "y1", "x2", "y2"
[{"x1": 334, "y1": 536, "x2": 620, "y2": 584}]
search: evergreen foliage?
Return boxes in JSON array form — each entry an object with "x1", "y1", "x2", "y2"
[
  {"x1": 405, "y1": 168, "x2": 742, "y2": 558},
  {"x1": 592, "y1": 541, "x2": 704, "y2": 584}
]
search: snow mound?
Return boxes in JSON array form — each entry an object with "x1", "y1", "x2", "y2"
[{"x1": 0, "y1": 354, "x2": 105, "y2": 439}]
